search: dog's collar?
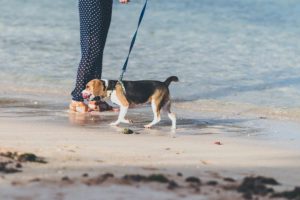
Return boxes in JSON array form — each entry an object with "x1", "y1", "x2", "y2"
[
  {"x1": 101, "y1": 79, "x2": 109, "y2": 89},
  {"x1": 101, "y1": 79, "x2": 118, "y2": 91},
  {"x1": 90, "y1": 96, "x2": 101, "y2": 101}
]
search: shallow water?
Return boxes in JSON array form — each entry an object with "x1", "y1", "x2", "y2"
[{"x1": 1, "y1": 0, "x2": 300, "y2": 108}]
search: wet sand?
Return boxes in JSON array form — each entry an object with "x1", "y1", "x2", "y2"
[{"x1": 0, "y1": 97, "x2": 300, "y2": 199}]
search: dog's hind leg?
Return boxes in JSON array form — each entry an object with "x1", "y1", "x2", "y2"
[
  {"x1": 144, "y1": 100, "x2": 162, "y2": 128},
  {"x1": 164, "y1": 101, "x2": 176, "y2": 130}
]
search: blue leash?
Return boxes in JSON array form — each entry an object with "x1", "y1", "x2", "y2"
[{"x1": 118, "y1": 0, "x2": 148, "y2": 86}]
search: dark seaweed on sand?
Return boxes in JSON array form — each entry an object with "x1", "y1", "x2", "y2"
[
  {"x1": 167, "y1": 180, "x2": 179, "y2": 190},
  {"x1": 17, "y1": 153, "x2": 47, "y2": 163},
  {"x1": 0, "y1": 152, "x2": 47, "y2": 163},
  {"x1": 61, "y1": 176, "x2": 71, "y2": 181},
  {"x1": 147, "y1": 174, "x2": 169, "y2": 183},
  {"x1": 237, "y1": 176, "x2": 279, "y2": 199},
  {"x1": 185, "y1": 176, "x2": 201, "y2": 185},
  {"x1": 123, "y1": 174, "x2": 169, "y2": 183},
  {"x1": 0, "y1": 152, "x2": 18, "y2": 160},
  {"x1": 223, "y1": 177, "x2": 236, "y2": 183},
  {"x1": 123, "y1": 174, "x2": 147, "y2": 182},
  {"x1": 206, "y1": 180, "x2": 218, "y2": 186},
  {"x1": 0, "y1": 162, "x2": 21, "y2": 174},
  {"x1": 272, "y1": 187, "x2": 300, "y2": 200},
  {"x1": 84, "y1": 173, "x2": 114, "y2": 186}
]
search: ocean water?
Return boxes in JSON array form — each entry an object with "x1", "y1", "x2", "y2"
[{"x1": 1, "y1": 0, "x2": 300, "y2": 108}]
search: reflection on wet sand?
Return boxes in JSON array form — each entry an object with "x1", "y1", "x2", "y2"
[{"x1": 68, "y1": 112, "x2": 116, "y2": 126}]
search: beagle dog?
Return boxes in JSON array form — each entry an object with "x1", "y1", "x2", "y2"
[{"x1": 82, "y1": 76, "x2": 179, "y2": 129}]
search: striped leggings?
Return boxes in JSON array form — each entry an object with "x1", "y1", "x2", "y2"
[{"x1": 72, "y1": 0, "x2": 113, "y2": 101}]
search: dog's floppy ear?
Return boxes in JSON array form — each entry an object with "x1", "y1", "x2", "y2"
[{"x1": 92, "y1": 79, "x2": 106, "y2": 97}]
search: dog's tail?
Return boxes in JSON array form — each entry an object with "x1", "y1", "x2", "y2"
[{"x1": 164, "y1": 76, "x2": 179, "y2": 87}]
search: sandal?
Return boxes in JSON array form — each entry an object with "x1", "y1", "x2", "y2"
[{"x1": 69, "y1": 101, "x2": 88, "y2": 113}]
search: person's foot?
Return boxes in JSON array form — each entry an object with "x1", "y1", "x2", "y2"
[
  {"x1": 88, "y1": 100, "x2": 115, "y2": 112},
  {"x1": 69, "y1": 100, "x2": 88, "y2": 113}
]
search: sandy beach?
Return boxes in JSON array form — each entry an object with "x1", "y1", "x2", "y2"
[
  {"x1": 1, "y1": 0, "x2": 300, "y2": 199},
  {"x1": 1, "y1": 98, "x2": 300, "y2": 200}
]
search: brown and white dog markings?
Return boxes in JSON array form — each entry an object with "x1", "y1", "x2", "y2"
[{"x1": 82, "y1": 76, "x2": 179, "y2": 129}]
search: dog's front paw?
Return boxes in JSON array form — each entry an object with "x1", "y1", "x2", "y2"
[{"x1": 110, "y1": 121, "x2": 120, "y2": 126}]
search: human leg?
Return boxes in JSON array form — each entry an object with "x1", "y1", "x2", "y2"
[{"x1": 71, "y1": 0, "x2": 113, "y2": 102}]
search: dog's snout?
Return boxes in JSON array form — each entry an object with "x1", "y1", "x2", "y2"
[{"x1": 82, "y1": 90, "x2": 92, "y2": 99}]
